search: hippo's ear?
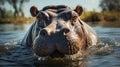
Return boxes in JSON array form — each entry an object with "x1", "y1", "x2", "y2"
[
  {"x1": 74, "y1": 5, "x2": 83, "y2": 16},
  {"x1": 30, "y1": 6, "x2": 38, "y2": 17}
]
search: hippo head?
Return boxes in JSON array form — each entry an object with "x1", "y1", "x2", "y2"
[{"x1": 28, "y1": 5, "x2": 97, "y2": 58}]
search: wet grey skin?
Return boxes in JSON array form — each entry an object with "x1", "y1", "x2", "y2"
[{"x1": 21, "y1": 5, "x2": 99, "y2": 58}]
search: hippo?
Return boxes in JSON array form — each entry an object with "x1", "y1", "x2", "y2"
[{"x1": 21, "y1": 5, "x2": 99, "y2": 58}]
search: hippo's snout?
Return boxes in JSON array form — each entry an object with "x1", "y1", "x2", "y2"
[{"x1": 33, "y1": 26, "x2": 80, "y2": 57}]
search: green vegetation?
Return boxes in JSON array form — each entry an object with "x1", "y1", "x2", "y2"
[
  {"x1": 80, "y1": 10, "x2": 120, "y2": 27},
  {"x1": 0, "y1": 0, "x2": 33, "y2": 24},
  {"x1": 0, "y1": 8, "x2": 35, "y2": 24},
  {"x1": 0, "y1": 0, "x2": 30, "y2": 17},
  {"x1": 99, "y1": 0, "x2": 120, "y2": 11},
  {"x1": 98, "y1": 0, "x2": 120, "y2": 27},
  {"x1": 0, "y1": 17, "x2": 35, "y2": 24},
  {"x1": 80, "y1": 10, "x2": 100, "y2": 22},
  {"x1": 80, "y1": 0, "x2": 120, "y2": 27}
]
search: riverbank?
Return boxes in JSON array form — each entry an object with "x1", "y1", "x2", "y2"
[
  {"x1": 86, "y1": 21, "x2": 120, "y2": 27},
  {"x1": 0, "y1": 17, "x2": 120, "y2": 27},
  {"x1": 0, "y1": 17, "x2": 35, "y2": 24},
  {"x1": 98, "y1": 21, "x2": 120, "y2": 27}
]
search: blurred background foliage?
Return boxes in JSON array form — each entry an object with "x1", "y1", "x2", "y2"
[
  {"x1": 0, "y1": 0, "x2": 29, "y2": 18},
  {"x1": 0, "y1": 0, "x2": 120, "y2": 27}
]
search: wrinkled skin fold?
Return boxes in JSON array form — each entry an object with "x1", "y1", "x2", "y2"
[{"x1": 21, "y1": 5, "x2": 99, "y2": 58}]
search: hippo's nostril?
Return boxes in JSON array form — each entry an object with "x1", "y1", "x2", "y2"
[
  {"x1": 63, "y1": 28, "x2": 70, "y2": 34},
  {"x1": 40, "y1": 29, "x2": 48, "y2": 37}
]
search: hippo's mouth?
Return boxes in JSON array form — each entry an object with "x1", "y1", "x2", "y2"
[
  {"x1": 33, "y1": 41, "x2": 81, "y2": 58},
  {"x1": 33, "y1": 31, "x2": 82, "y2": 58},
  {"x1": 50, "y1": 50, "x2": 65, "y2": 58}
]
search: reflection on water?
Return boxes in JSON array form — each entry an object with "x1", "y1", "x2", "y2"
[
  {"x1": 0, "y1": 24, "x2": 31, "y2": 43},
  {"x1": 94, "y1": 26, "x2": 120, "y2": 38},
  {"x1": 0, "y1": 24, "x2": 31, "y2": 32},
  {"x1": 0, "y1": 24, "x2": 120, "y2": 67}
]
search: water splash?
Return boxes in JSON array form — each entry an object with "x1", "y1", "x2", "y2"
[{"x1": 86, "y1": 43, "x2": 114, "y2": 56}]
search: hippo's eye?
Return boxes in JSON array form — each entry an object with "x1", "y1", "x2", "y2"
[
  {"x1": 36, "y1": 13, "x2": 50, "y2": 28},
  {"x1": 70, "y1": 16, "x2": 78, "y2": 26},
  {"x1": 36, "y1": 17, "x2": 46, "y2": 28},
  {"x1": 71, "y1": 16, "x2": 77, "y2": 22}
]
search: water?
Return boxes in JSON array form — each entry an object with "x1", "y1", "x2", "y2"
[
  {"x1": 0, "y1": 24, "x2": 31, "y2": 43},
  {"x1": 0, "y1": 24, "x2": 120, "y2": 67}
]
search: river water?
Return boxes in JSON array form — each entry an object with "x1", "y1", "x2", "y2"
[{"x1": 0, "y1": 24, "x2": 120, "y2": 67}]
